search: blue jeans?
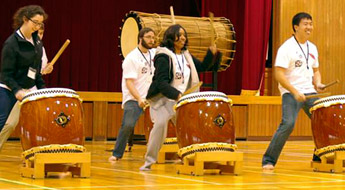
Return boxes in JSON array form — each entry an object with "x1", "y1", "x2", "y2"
[
  {"x1": 0, "y1": 88, "x2": 16, "y2": 131},
  {"x1": 262, "y1": 93, "x2": 318, "y2": 166},
  {"x1": 112, "y1": 100, "x2": 143, "y2": 158}
]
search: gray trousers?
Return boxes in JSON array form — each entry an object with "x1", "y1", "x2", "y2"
[
  {"x1": 142, "y1": 97, "x2": 176, "y2": 168},
  {"x1": 0, "y1": 101, "x2": 20, "y2": 151}
]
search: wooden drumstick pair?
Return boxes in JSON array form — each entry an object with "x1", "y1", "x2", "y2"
[{"x1": 305, "y1": 80, "x2": 340, "y2": 99}]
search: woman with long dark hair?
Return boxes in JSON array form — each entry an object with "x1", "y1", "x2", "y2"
[{"x1": 140, "y1": 24, "x2": 221, "y2": 171}]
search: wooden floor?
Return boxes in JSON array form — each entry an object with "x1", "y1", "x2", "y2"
[{"x1": 1, "y1": 140, "x2": 345, "y2": 189}]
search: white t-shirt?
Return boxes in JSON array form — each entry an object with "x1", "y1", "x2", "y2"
[
  {"x1": 121, "y1": 47, "x2": 156, "y2": 107},
  {"x1": 275, "y1": 36, "x2": 319, "y2": 95},
  {"x1": 171, "y1": 54, "x2": 190, "y2": 93}
]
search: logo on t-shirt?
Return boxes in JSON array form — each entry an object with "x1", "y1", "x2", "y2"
[
  {"x1": 295, "y1": 60, "x2": 303, "y2": 67},
  {"x1": 175, "y1": 72, "x2": 182, "y2": 79},
  {"x1": 141, "y1": 67, "x2": 148, "y2": 74}
]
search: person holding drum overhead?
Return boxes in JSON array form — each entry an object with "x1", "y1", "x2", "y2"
[
  {"x1": 0, "y1": 5, "x2": 47, "y2": 151},
  {"x1": 108, "y1": 27, "x2": 156, "y2": 162},
  {"x1": 139, "y1": 24, "x2": 221, "y2": 171},
  {"x1": 262, "y1": 12, "x2": 326, "y2": 171}
]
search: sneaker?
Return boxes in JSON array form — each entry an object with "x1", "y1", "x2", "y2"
[
  {"x1": 108, "y1": 156, "x2": 120, "y2": 162},
  {"x1": 262, "y1": 164, "x2": 274, "y2": 170},
  {"x1": 139, "y1": 165, "x2": 151, "y2": 171}
]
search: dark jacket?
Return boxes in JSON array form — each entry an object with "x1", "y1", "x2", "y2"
[
  {"x1": 146, "y1": 48, "x2": 221, "y2": 100},
  {"x1": 0, "y1": 31, "x2": 45, "y2": 94}
]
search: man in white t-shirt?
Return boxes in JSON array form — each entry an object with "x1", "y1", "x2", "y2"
[
  {"x1": 262, "y1": 12, "x2": 325, "y2": 171},
  {"x1": 109, "y1": 28, "x2": 156, "y2": 161}
]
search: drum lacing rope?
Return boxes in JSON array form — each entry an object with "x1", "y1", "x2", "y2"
[
  {"x1": 178, "y1": 142, "x2": 237, "y2": 160},
  {"x1": 313, "y1": 97, "x2": 345, "y2": 107},
  {"x1": 22, "y1": 89, "x2": 78, "y2": 101},
  {"x1": 181, "y1": 146, "x2": 235, "y2": 159},
  {"x1": 315, "y1": 143, "x2": 345, "y2": 158},
  {"x1": 310, "y1": 96, "x2": 345, "y2": 112},
  {"x1": 177, "y1": 93, "x2": 229, "y2": 105},
  {"x1": 163, "y1": 137, "x2": 178, "y2": 145},
  {"x1": 22, "y1": 144, "x2": 86, "y2": 161},
  {"x1": 152, "y1": 13, "x2": 164, "y2": 38}
]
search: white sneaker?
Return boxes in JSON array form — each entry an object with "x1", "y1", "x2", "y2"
[{"x1": 139, "y1": 165, "x2": 151, "y2": 171}]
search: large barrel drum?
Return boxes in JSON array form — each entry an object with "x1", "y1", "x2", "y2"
[
  {"x1": 175, "y1": 91, "x2": 235, "y2": 149},
  {"x1": 119, "y1": 11, "x2": 236, "y2": 71},
  {"x1": 18, "y1": 88, "x2": 84, "y2": 151},
  {"x1": 310, "y1": 95, "x2": 345, "y2": 158}
]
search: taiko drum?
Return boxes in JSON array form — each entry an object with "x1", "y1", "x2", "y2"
[
  {"x1": 310, "y1": 95, "x2": 345, "y2": 149},
  {"x1": 119, "y1": 11, "x2": 236, "y2": 71},
  {"x1": 18, "y1": 88, "x2": 84, "y2": 151},
  {"x1": 175, "y1": 91, "x2": 235, "y2": 148}
]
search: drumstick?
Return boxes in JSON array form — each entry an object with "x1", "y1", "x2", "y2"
[
  {"x1": 305, "y1": 92, "x2": 331, "y2": 99},
  {"x1": 182, "y1": 81, "x2": 203, "y2": 96},
  {"x1": 170, "y1": 6, "x2": 176, "y2": 24},
  {"x1": 209, "y1": 12, "x2": 215, "y2": 46},
  {"x1": 322, "y1": 79, "x2": 339, "y2": 89},
  {"x1": 50, "y1": 39, "x2": 71, "y2": 66}
]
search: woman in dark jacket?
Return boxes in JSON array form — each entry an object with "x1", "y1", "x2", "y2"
[
  {"x1": 140, "y1": 24, "x2": 221, "y2": 171},
  {"x1": 0, "y1": 5, "x2": 47, "y2": 151}
]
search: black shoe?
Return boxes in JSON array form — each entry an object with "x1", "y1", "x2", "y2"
[{"x1": 312, "y1": 154, "x2": 321, "y2": 162}]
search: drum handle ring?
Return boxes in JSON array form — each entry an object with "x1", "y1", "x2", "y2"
[{"x1": 55, "y1": 112, "x2": 70, "y2": 127}]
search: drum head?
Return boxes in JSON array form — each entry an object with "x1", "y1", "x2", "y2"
[{"x1": 120, "y1": 17, "x2": 140, "y2": 58}]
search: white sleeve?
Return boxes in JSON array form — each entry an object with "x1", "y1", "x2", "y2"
[
  {"x1": 274, "y1": 46, "x2": 289, "y2": 68},
  {"x1": 122, "y1": 56, "x2": 138, "y2": 79},
  {"x1": 311, "y1": 47, "x2": 319, "y2": 68},
  {"x1": 41, "y1": 47, "x2": 48, "y2": 73}
]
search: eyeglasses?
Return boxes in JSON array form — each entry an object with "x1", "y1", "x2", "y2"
[
  {"x1": 28, "y1": 18, "x2": 44, "y2": 27},
  {"x1": 143, "y1": 36, "x2": 155, "y2": 40}
]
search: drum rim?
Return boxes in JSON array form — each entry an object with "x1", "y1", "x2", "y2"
[
  {"x1": 21, "y1": 88, "x2": 80, "y2": 104},
  {"x1": 119, "y1": 11, "x2": 142, "y2": 59},
  {"x1": 310, "y1": 95, "x2": 345, "y2": 112},
  {"x1": 175, "y1": 91, "x2": 232, "y2": 109}
]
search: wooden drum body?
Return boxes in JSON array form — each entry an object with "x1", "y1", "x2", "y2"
[
  {"x1": 175, "y1": 91, "x2": 235, "y2": 149},
  {"x1": 119, "y1": 11, "x2": 236, "y2": 71},
  {"x1": 311, "y1": 95, "x2": 345, "y2": 158},
  {"x1": 18, "y1": 88, "x2": 84, "y2": 151}
]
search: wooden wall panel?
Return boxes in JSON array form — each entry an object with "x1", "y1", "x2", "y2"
[
  {"x1": 232, "y1": 105, "x2": 247, "y2": 139},
  {"x1": 247, "y1": 104, "x2": 311, "y2": 140},
  {"x1": 272, "y1": 0, "x2": 345, "y2": 96},
  {"x1": 82, "y1": 102, "x2": 93, "y2": 139},
  {"x1": 92, "y1": 101, "x2": 108, "y2": 141},
  {"x1": 107, "y1": 103, "x2": 121, "y2": 139}
]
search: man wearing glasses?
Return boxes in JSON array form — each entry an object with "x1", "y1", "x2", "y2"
[{"x1": 109, "y1": 28, "x2": 156, "y2": 161}]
